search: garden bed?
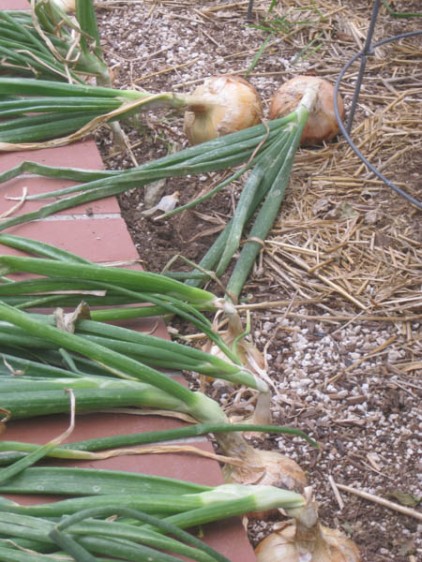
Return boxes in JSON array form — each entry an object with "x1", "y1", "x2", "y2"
[{"x1": 94, "y1": 2, "x2": 422, "y2": 561}]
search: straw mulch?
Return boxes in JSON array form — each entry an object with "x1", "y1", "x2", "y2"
[{"x1": 96, "y1": 1, "x2": 421, "y2": 561}]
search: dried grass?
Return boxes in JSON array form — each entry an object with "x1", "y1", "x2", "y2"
[{"x1": 237, "y1": 0, "x2": 422, "y2": 323}]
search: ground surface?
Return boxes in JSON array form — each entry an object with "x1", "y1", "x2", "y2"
[{"x1": 95, "y1": 2, "x2": 421, "y2": 561}]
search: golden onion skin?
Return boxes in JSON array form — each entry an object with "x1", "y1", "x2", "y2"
[
  {"x1": 49, "y1": 0, "x2": 76, "y2": 13},
  {"x1": 222, "y1": 448, "x2": 307, "y2": 492},
  {"x1": 221, "y1": 447, "x2": 307, "y2": 520},
  {"x1": 269, "y1": 75, "x2": 345, "y2": 146},
  {"x1": 255, "y1": 521, "x2": 361, "y2": 562},
  {"x1": 184, "y1": 75, "x2": 263, "y2": 145}
]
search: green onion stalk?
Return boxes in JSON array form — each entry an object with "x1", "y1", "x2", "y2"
[
  {"x1": 0, "y1": 10, "x2": 83, "y2": 83},
  {"x1": 0, "y1": 299, "x2": 242, "y2": 423},
  {"x1": 0, "y1": 0, "x2": 107, "y2": 84},
  {"x1": 0, "y1": 250, "x2": 247, "y2": 365},
  {"x1": 0, "y1": 1, "x2": 231, "y2": 149},
  {"x1": 0, "y1": 233, "x2": 91, "y2": 263},
  {"x1": 0, "y1": 481, "x2": 304, "y2": 520},
  {"x1": 31, "y1": 0, "x2": 108, "y2": 81},
  {"x1": 0, "y1": 253, "x2": 219, "y2": 306},
  {"x1": 0, "y1": 469, "x2": 305, "y2": 562},
  {"x1": 0, "y1": 314, "x2": 263, "y2": 391},
  {"x1": 185, "y1": 83, "x2": 320, "y2": 303},
  {"x1": 0, "y1": 431, "x2": 305, "y2": 556},
  {"x1": 0, "y1": 234, "x2": 273, "y2": 396},
  {"x1": 0, "y1": 421, "x2": 306, "y2": 557},
  {"x1": 0, "y1": 420, "x2": 315, "y2": 466},
  {"x1": 0, "y1": 77, "x2": 214, "y2": 149},
  {"x1": 0, "y1": 443, "x2": 305, "y2": 556},
  {"x1": 0, "y1": 112, "x2": 296, "y2": 217}
]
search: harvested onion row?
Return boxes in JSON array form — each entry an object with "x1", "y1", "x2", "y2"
[
  {"x1": 1, "y1": 5, "x2": 361, "y2": 560},
  {"x1": 0, "y1": 233, "x2": 312, "y2": 491},
  {"x1": 0, "y1": 299, "x2": 308, "y2": 492},
  {"x1": 180, "y1": 74, "x2": 361, "y2": 560}
]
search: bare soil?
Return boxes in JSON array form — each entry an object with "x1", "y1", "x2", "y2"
[{"x1": 95, "y1": 2, "x2": 422, "y2": 561}]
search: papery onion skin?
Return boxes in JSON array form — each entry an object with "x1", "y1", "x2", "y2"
[
  {"x1": 222, "y1": 448, "x2": 307, "y2": 492},
  {"x1": 50, "y1": 0, "x2": 76, "y2": 13},
  {"x1": 222, "y1": 448, "x2": 307, "y2": 520},
  {"x1": 255, "y1": 520, "x2": 361, "y2": 562},
  {"x1": 269, "y1": 75, "x2": 345, "y2": 146},
  {"x1": 184, "y1": 75, "x2": 263, "y2": 145}
]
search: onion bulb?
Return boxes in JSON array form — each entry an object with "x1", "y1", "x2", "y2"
[
  {"x1": 222, "y1": 447, "x2": 307, "y2": 492},
  {"x1": 184, "y1": 75, "x2": 262, "y2": 145},
  {"x1": 204, "y1": 307, "x2": 307, "y2": 498},
  {"x1": 269, "y1": 76, "x2": 345, "y2": 146},
  {"x1": 221, "y1": 445, "x2": 307, "y2": 520},
  {"x1": 48, "y1": 0, "x2": 76, "y2": 13},
  {"x1": 255, "y1": 492, "x2": 361, "y2": 562}
]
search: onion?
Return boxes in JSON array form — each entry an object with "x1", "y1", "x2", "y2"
[
  {"x1": 203, "y1": 307, "x2": 307, "y2": 495},
  {"x1": 219, "y1": 450, "x2": 307, "y2": 519},
  {"x1": 222, "y1": 446, "x2": 307, "y2": 492},
  {"x1": 184, "y1": 75, "x2": 263, "y2": 145},
  {"x1": 221, "y1": 444, "x2": 307, "y2": 520},
  {"x1": 255, "y1": 492, "x2": 361, "y2": 562},
  {"x1": 269, "y1": 76, "x2": 345, "y2": 146},
  {"x1": 49, "y1": 0, "x2": 76, "y2": 13}
]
